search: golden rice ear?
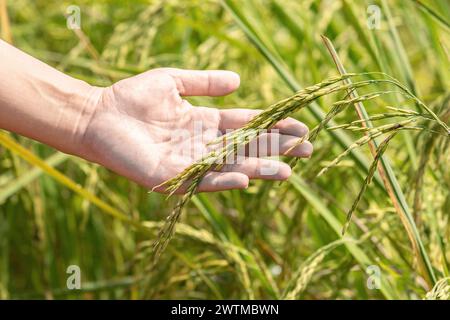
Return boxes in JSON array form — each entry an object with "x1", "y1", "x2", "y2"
[
  {"x1": 147, "y1": 74, "x2": 363, "y2": 266},
  {"x1": 145, "y1": 68, "x2": 447, "y2": 273}
]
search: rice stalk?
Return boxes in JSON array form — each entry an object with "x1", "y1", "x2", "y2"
[
  {"x1": 149, "y1": 68, "x2": 449, "y2": 271},
  {"x1": 149, "y1": 74, "x2": 387, "y2": 264},
  {"x1": 341, "y1": 132, "x2": 398, "y2": 235},
  {"x1": 327, "y1": 111, "x2": 433, "y2": 131},
  {"x1": 289, "y1": 75, "x2": 448, "y2": 170},
  {"x1": 322, "y1": 35, "x2": 440, "y2": 286},
  {"x1": 150, "y1": 177, "x2": 199, "y2": 267},
  {"x1": 308, "y1": 92, "x2": 388, "y2": 143},
  {"x1": 317, "y1": 119, "x2": 416, "y2": 177},
  {"x1": 149, "y1": 73, "x2": 374, "y2": 266},
  {"x1": 288, "y1": 91, "x2": 406, "y2": 168},
  {"x1": 160, "y1": 74, "x2": 437, "y2": 197}
]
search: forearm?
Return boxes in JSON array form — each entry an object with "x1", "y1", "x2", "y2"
[{"x1": 0, "y1": 40, "x2": 101, "y2": 155}]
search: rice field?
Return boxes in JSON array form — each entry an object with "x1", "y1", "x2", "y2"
[{"x1": 0, "y1": 0, "x2": 449, "y2": 300}]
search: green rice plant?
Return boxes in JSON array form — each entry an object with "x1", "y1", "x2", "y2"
[
  {"x1": 320, "y1": 36, "x2": 444, "y2": 286},
  {"x1": 149, "y1": 69, "x2": 449, "y2": 272}
]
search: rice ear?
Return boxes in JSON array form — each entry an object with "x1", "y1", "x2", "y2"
[{"x1": 342, "y1": 132, "x2": 398, "y2": 235}]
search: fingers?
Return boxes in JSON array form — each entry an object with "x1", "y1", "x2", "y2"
[
  {"x1": 196, "y1": 172, "x2": 249, "y2": 193},
  {"x1": 158, "y1": 137, "x2": 311, "y2": 194},
  {"x1": 157, "y1": 172, "x2": 248, "y2": 194},
  {"x1": 171, "y1": 159, "x2": 292, "y2": 194},
  {"x1": 286, "y1": 140, "x2": 313, "y2": 157},
  {"x1": 219, "y1": 158, "x2": 292, "y2": 181},
  {"x1": 219, "y1": 108, "x2": 309, "y2": 137},
  {"x1": 162, "y1": 68, "x2": 240, "y2": 96}
]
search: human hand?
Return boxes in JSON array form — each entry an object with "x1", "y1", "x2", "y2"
[{"x1": 79, "y1": 68, "x2": 313, "y2": 193}]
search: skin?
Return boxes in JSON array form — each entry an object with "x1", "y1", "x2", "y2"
[{"x1": 0, "y1": 40, "x2": 313, "y2": 193}]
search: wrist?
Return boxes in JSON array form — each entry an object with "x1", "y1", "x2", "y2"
[
  {"x1": 62, "y1": 80, "x2": 104, "y2": 158},
  {"x1": 0, "y1": 40, "x2": 106, "y2": 158}
]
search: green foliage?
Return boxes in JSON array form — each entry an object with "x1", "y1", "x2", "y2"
[{"x1": 0, "y1": 0, "x2": 449, "y2": 299}]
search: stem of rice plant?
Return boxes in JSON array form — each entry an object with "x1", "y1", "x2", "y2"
[
  {"x1": 342, "y1": 132, "x2": 398, "y2": 235},
  {"x1": 321, "y1": 35, "x2": 437, "y2": 286}
]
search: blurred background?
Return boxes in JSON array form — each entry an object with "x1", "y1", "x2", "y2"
[{"x1": 0, "y1": 0, "x2": 449, "y2": 299}]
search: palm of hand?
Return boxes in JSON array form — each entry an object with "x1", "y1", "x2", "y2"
[{"x1": 82, "y1": 68, "x2": 312, "y2": 193}]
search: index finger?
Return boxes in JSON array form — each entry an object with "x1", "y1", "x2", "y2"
[{"x1": 163, "y1": 68, "x2": 241, "y2": 96}]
